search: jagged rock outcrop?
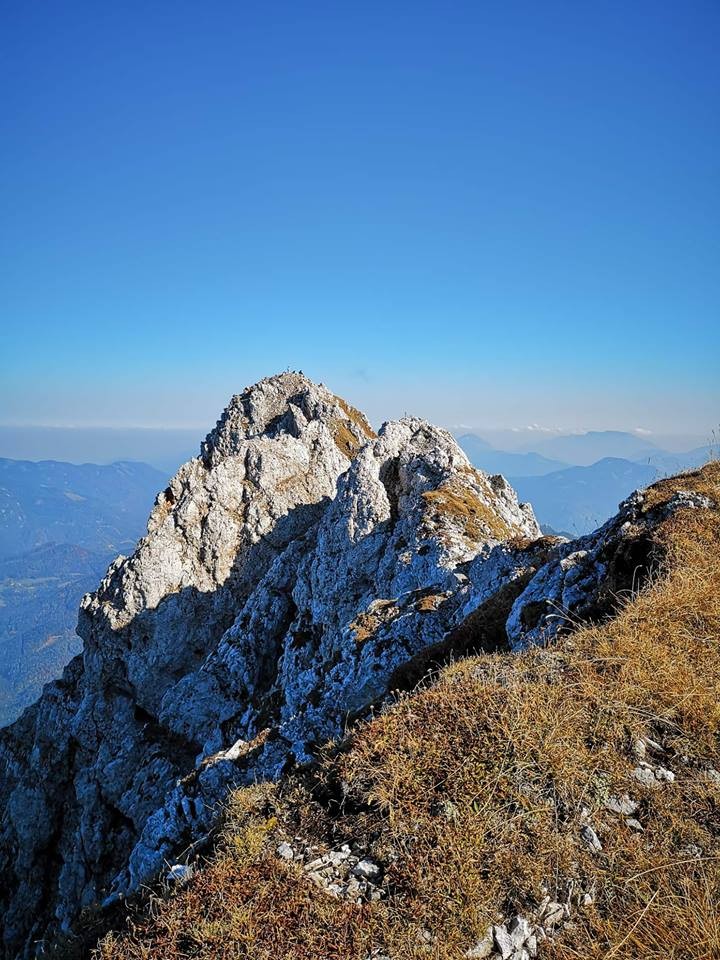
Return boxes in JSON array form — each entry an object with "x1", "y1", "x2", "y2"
[
  {"x1": 506, "y1": 487, "x2": 714, "y2": 648},
  {"x1": 0, "y1": 374, "x2": 539, "y2": 958}
]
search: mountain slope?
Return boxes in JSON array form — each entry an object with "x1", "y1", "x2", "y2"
[
  {"x1": 0, "y1": 426, "x2": 199, "y2": 475},
  {"x1": 1, "y1": 375, "x2": 716, "y2": 960},
  {"x1": 0, "y1": 374, "x2": 539, "y2": 957},
  {"x1": 637, "y1": 444, "x2": 714, "y2": 475},
  {"x1": 0, "y1": 458, "x2": 167, "y2": 559},
  {"x1": 90, "y1": 462, "x2": 720, "y2": 960},
  {"x1": 457, "y1": 435, "x2": 568, "y2": 477},
  {"x1": 0, "y1": 544, "x2": 110, "y2": 727},
  {"x1": 522, "y1": 430, "x2": 659, "y2": 466},
  {"x1": 0, "y1": 459, "x2": 167, "y2": 727}
]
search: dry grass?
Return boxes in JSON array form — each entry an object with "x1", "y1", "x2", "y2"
[
  {"x1": 350, "y1": 599, "x2": 400, "y2": 646},
  {"x1": 330, "y1": 398, "x2": 377, "y2": 459},
  {"x1": 95, "y1": 464, "x2": 720, "y2": 960},
  {"x1": 422, "y1": 482, "x2": 512, "y2": 543},
  {"x1": 335, "y1": 397, "x2": 377, "y2": 441},
  {"x1": 640, "y1": 459, "x2": 720, "y2": 511}
]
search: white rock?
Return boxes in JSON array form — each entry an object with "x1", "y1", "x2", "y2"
[
  {"x1": 465, "y1": 930, "x2": 495, "y2": 959},
  {"x1": 277, "y1": 842, "x2": 294, "y2": 861},
  {"x1": 633, "y1": 765, "x2": 659, "y2": 788},
  {"x1": 492, "y1": 924, "x2": 515, "y2": 960},
  {"x1": 580, "y1": 825, "x2": 603, "y2": 852},
  {"x1": 633, "y1": 763, "x2": 674, "y2": 787},
  {"x1": 507, "y1": 480, "x2": 712, "y2": 650},
  {"x1": 352, "y1": 859, "x2": 381, "y2": 881},
  {"x1": 605, "y1": 794, "x2": 638, "y2": 816},
  {"x1": 541, "y1": 901, "x2": 565, "y2": 927},
  {"x1": 166, "y1": 863, "x2": 193, "y2": 884},
  {"x1": 507, "y1": 916, "x2": 533, "y2": 947}
]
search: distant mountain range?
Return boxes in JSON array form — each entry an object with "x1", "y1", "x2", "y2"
[
  {"x1": 509, "y1": 458, "x2": 659, "y2": 537},
  {"x1": 514, "y1": 429, "x2": 661, "y2": 466},
  {"x1": 0, "y1": 459, "x2": 165, "y2": 725},
  {"x1": 458, "y1": 431, "x2": 714, "y2": 535},
  {"x1": 0, "y1": 544, "x2": 109, "y2": 727},
  {"x1": 0, "y1": 425, "x2": 198, "y2": 475},
  {"x1": 0, "y1": 457, "x2": 166, "y2": 559},
  {"x1": 457, "y1": 434, "x2": 567, "y2": 476}
]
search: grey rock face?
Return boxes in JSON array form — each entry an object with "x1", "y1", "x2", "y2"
[
  {"x1": 1, "y1": 374, "x2": 714, "y2": 958},
  {"x1": 506, "y1": 486, "x2": 713, "y2": 649},
  {"x1": 0, "y1": 374, "x2": 538, "y2": 957},
  {"x1": 122, "y1": 416, "x2": 540, "y2": 893}
]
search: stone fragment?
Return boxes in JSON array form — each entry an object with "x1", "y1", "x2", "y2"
[
  {"x1": 605, "y1": 794, "x2": 638, "y2": 816},
  {"x1": 352, "y1": 859, "x2": 381, "y2": 881},
  {"x1": 166, "y1": 863, "x2": 193, "y2": 884},
  {"x1": 277, "y1": 841, "x2": 294, "y2": 860},
  {"x1": 580, "y1": 825, "x2": 603, "y2": 852},
  {"x1": 633, "y1": 765, "x2": 659, "y2": 788},
  {"x1": 507, "y1": 916, "x2": 533, "y2": 947},
  {"x1": 465, "y1": 930, "x2": 495, "y2": 959},
  {"x1": 492, "y1": 924, "x2": 515, "y2": 960},
  {"x1": 541, "y1": 901, "x2": 565, "y2": 927}
]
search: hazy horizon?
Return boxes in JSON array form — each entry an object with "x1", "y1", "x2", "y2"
[{"x1": 0, "y1": 415, "x2": 712, "y2": 474}]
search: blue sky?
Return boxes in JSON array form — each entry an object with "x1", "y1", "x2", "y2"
[{"x1": 1, "y1": 1, "x2": 718, "y2": 439}]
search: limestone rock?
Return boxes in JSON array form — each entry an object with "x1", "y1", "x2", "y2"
[
  {"x1": 0, "y1": 374, "x2": 537, "y2": 957},
  {"x1": 3, "y1": 371, "x2": 707, "y2": 958},
  {"x1": 506, "y1": 487, "x2": 712, "y2": 649}
]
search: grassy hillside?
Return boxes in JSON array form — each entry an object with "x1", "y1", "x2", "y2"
[{"x1": 67, "y1": 464, "x2": 720, "y2": 960}]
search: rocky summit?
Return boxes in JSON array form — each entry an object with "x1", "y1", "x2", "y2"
[{"x1": 0, "y1": 374, "x2": 715, "y2": 960}]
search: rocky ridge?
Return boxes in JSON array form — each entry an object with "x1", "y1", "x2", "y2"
[
  {"x1": 1, "y1": 374, "x2": 711, "y2": 959},
  {"x1": 0, "y1": 374, "x2": 539, "y2": 957}
]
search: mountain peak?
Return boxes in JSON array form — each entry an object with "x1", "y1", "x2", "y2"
[
  {"x1": 0, "y1": 375, "x2": 541, "y2": 955},
  {"x1": 1, "y1": 377, "x2": 716, "y2": 957},
  {"x1": 201, "y1": 371, "x2": 374, "y2": 465}
]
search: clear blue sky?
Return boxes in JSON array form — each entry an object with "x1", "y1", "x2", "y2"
[{"x1": 1, "y1": 1, "x2": 718, "y2": 438}]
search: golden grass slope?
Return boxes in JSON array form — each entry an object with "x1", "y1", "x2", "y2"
[{"x1": 90, "y1": 463, "x2": 720, "y2": 960}]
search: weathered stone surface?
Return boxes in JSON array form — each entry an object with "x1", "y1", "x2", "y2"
[
  {"x1": 3, "y1": 373, "x2": 710, "y2": 958},
  {"x1": 605, "y1": 794, "x2": 638, "y2": 816},
  {"x1": 0, "y1": 374, "x2": 538, "y2": 957},
  {"x1": 580, "y1": 824, "x2": 603, "y2": 853},
  {"x1": 506, "y1": 487, "x2": 713, "y2": 649}
]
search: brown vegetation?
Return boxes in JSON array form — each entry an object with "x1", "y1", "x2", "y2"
[
  {"x1": 422, "y1": 482, "x2": 512, "y2": 543},
  {"x1": 335, "y1": 397, "x2": 377, "y2": 441},
  {"x1": 92, "y1": 464, "x2": 720, "y2": 960},
  {"x1": 331, "y1": 398, "x2": 377, "y2": 459}
]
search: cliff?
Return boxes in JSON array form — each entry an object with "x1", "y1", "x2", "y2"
[
  {"x1": 0, "y1": 374, "x2": 538, "y2": 956},
  {"x1": 2, "y1": 375, "x2": 716, "y2": 959}
]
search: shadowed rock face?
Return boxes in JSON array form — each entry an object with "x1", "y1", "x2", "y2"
[
  {"x1": 0, "y1": 374, "x2": 539, "y2": 957},
  {"x1": 505, "y1": 488, "x2": 715, "y2": 650}
]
